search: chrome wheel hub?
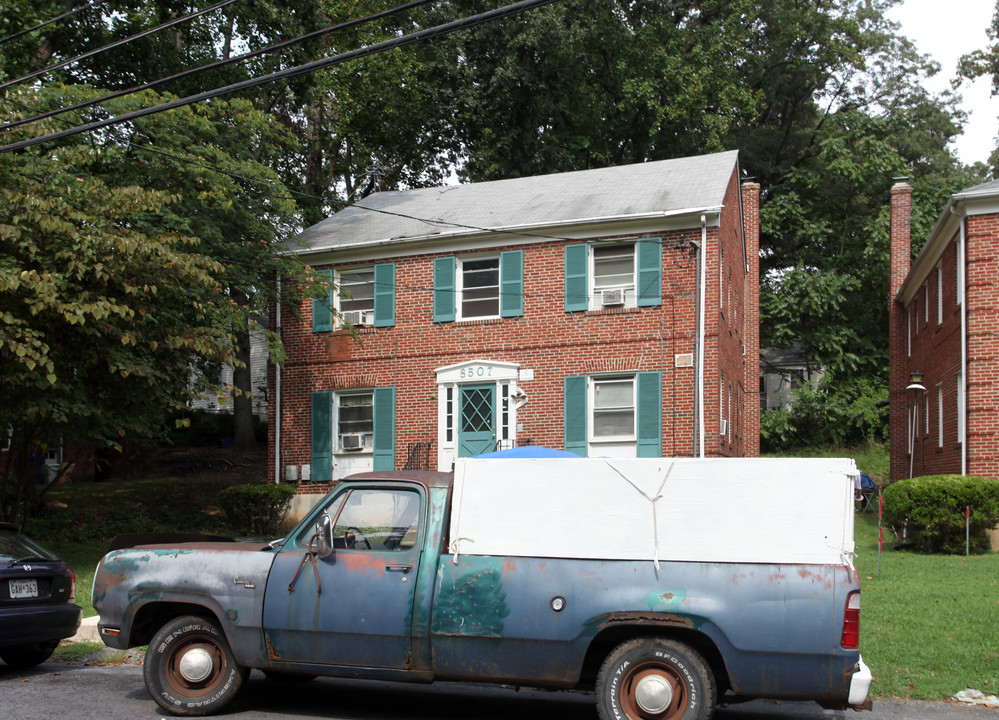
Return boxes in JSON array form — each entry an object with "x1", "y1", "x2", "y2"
[
  {"x1": 635, "y1": 674, "x2": 674, "y2": 714},
  {"x1": 178, "y1": 647, "x2": 214, "y2": 683}
]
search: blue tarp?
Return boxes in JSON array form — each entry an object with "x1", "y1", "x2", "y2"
[{"x1": 472, "y1": 446, "x2": 580, "y2": 459}]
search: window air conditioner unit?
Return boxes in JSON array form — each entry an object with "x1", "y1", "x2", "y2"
[
  {"x1": 719, "y1": 419, "x2": 728, "y2": 436},
  {"x1": 342, "y1": 310, "x2": 364, "y2": 326},
  {"x1": 601, "y1": 289, "x2": 625, "y2": 306},
  {"x1": 340, "y1": 433, "x2": 363, "y2": 450},
  {"x1": 361, "y1": 311, "x2": 374, "y2": 325}
]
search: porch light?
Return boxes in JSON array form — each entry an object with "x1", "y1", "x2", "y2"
[{"x1": 906, "y1": 371, "x2": 926, "y2": 393}]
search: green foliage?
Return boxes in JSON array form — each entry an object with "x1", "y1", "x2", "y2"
[
  {"x1": 217, "y1": 483, "x2": 296, "y2": 538},
  {"x1": 760, "y1": 377, "x2": 889, "y2": 452},
  {"x1": 883, "y1": 475, "x2": 999, "y2": 554}
]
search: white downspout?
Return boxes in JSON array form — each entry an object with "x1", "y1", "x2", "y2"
[
  {"x1": 950, "y1": 206, "x2": 968, "y2": 474},
  {"x1": 274, "y1": 273, "x2": 283, "y2": 484},
  {"x1": 697, "y1": 215, "x2": 707, "y2": 458}
]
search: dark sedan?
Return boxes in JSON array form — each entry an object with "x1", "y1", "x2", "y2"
[{"x1": 0, "y1": 522, "x2": 81, "y2": 668}]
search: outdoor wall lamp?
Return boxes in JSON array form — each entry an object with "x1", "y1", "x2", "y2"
[{"x1": 906, "y1": 371, "x2": 927, "y2": 393}]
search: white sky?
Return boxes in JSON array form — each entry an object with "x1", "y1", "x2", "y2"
[{"x1": 887, "y1": 0, "x2": 999, "y2": 165}]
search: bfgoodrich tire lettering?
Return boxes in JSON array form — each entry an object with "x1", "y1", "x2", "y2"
[
  {"x1": 596, "y1": 638, "x2": 714, "y2": 720},
  {"x1": 144, "y1": 615, "x2": 248, "y2": 716}
]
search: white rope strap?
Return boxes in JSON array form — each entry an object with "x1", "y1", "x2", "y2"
[{"x1": 604, "y1": 459, "x2": 675, "y2": 572}]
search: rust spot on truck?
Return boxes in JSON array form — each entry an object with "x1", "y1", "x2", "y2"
[
  {"x1": 601, "y1": 612, "x2": 694, "y2": 629},
  {"x1": 264, "y1": 631, "x2": 281, "y2": 661}
]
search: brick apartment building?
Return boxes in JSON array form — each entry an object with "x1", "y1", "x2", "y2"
[
  {"x1": 268, "y1": 151, "x2": 761, "y2": 506},
  {"x1": 889, "y1": 178, "x2": 999, "y2": 482}
]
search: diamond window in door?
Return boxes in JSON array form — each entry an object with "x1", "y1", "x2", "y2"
[{"x1": 461, "y1": 387, "x2": 493, "y2": 432}]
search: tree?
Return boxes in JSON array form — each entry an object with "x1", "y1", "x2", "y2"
[{"x1": 0, "y1": 102, "x2": 232, "y2": 522}]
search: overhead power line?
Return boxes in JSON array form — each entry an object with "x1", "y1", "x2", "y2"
[
  {"x1": 1, "y1": 0, "x2": 435, "y2": 132},
  {"x1": 0, "y1": 1, "x2": 103, "y2": 46},
  {"x1": 0, "y1": 0, "x2": 561, "y2": 154},
  {"x1": 0, "y1": 0, "x2": 238, "y2": 91}
]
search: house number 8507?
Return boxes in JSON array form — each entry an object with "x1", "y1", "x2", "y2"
[{"x1": 459, "y1": 366, "x2": 493, "y2": 378}]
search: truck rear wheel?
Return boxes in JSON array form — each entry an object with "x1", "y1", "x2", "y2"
[
  {"x1": 596, "y1": 638, "x2": 714, "y2": 720},
  {"x1": 144, "y1": 615, "x2": 248, "y2": 716}
]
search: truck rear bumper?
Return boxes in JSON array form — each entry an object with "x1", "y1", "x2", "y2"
[{"x1": 849, "y1": 655, "x2": 873, "y2": 708}]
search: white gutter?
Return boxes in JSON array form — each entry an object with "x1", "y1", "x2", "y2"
[
  {"x1": 274, "y1": 273, "x2": 283, "y2": 484},
  {"x1": 696, "y1": 214, "x2": 707, "y2": 458},
  {"x1": 950, "y1": 206, "x2": 968, "y2": 474},
  {"x1": 293, "y1": 205, "x2": 726, "y2": 256}
]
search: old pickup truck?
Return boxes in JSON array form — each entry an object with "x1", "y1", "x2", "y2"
[{"x1": 93, "y1": 457, "x2": 872, "y2": 719}]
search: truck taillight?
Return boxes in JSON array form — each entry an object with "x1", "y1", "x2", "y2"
[
  {"x1": 841, "y1": 591, "x2": 860, "y2": 648},
  {"x1": 69, "y1": 568, "x2": 76, "y2": 602}
]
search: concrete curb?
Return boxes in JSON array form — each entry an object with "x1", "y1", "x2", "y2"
[{"x1": 70, "y1": 615, "x2": 101, "y2": 644}]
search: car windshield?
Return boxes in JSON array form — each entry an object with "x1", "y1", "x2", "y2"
[{"x1": 0, "y1": 527, "x2": 59, "y2": 564}]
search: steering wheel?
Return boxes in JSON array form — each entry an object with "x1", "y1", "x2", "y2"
[{"x1": 344, "y1": 526, "x2": 371, "y2": 550}]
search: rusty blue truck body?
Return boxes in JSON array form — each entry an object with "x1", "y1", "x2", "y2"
[{"x1": 93, "y1": 467, "x2": 871, "y2": 719}]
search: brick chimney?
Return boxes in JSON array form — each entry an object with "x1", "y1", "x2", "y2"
[
  {"x1": 889, "y1": 179, "x2": 912, "y2": 482},
  {"x1": 742, "y1": 180, "x2": 761, "y2": 457}
]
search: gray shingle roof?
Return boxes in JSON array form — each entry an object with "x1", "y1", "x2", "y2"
[{"x1": 293, "y1": 150, "x2": 739, "y2": 254}]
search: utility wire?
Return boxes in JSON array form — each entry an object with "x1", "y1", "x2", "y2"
[
  {"x1": 1, "y1": 92, "x2": 321, "y2": 203},
  {"x1": 1, "y1": 0, "x2": 435, "y2": 132},
  {"x1": 0, "y1": 0, "x2": 561, "y2": 154},
  {"x1": 0, "y1": 0, "x2": 238, "y2": 91},
  {"x1": 0, "y1": 1, "x2": 103, "y2": 46}
]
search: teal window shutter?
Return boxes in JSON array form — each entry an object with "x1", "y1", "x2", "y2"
[
  {"x1": 564, "y1": 375, "x2": 588, "y2": 457},
  {"x1": 373, "y1": 387, "x2": 396, "y2": 471},
  {"x1": 312, "y1": 269, "x2": 334, "y2": 333},
  {"x1": 637, "y1": 239, "x2": 662, "y2": 307},
  {"x1": 373, "y1": 263, "x2": 396, "y2": 327},
  {"x1": 433, "y1": 257, "x2": 456, "y2": 322},
  {"x1": 310, "y1": 391, "x2": 333, "y2": 483},
  {"x1": 636, "y1": 372, "x2": 662, "y2": 458},
  {"x1": 500, "y1": 250, "x2": 524, "y2": 318},
  {"x1": 565, "y1": 244, "x2": 589, "y2": 312}
]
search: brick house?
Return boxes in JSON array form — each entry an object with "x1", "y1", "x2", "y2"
[
  {"x1": 268, "y1": 151, "x2": 761, "y2": 508},
  {"x1": 889, "y1": 178, "x2": 999, "y2": 481}
]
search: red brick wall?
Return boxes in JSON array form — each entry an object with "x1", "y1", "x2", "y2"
[
  {"x1": 889, "y1": 182, "x2": 913, "y2": 482},
  {"x1": 966, "y1": 212, "x2": 999, "y2": 477},
  {"x1": 741, "y1": 181, "x2": 761, "y2": 457},
  {"x1": 268, "y1": 169, "x2": 760, "y2": 484},
  {"x1": 898, "y1": 232, "x2": 963, "y2": 479},
  {"x1": 892, "y1": 201, "x2": 999, "y2": 481}
]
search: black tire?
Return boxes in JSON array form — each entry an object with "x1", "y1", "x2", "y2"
[
  {"x1": 0, "y1": 641, "x2": 58, "y2": 669},
  {"x1": 144, "y1": 615, "x2": 248, "y2": 716},
  {"x1": 596, "y1": 638, "x2": 715, "y2": 720}
]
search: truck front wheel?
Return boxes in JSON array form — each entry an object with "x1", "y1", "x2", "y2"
[
  {"x1": 596, "y1": 638, "x2": 715, "y2": 720},
  {"x1": 144, "y1": 615, "x2": 249, "y2": 716}
]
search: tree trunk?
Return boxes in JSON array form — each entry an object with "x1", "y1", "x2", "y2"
[{"x1": 232, "y1": 326, "x2": 256, "y2": 450}]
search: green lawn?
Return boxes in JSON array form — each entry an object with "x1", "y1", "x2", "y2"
[{"x1": 854, "y1": 511, "x2": 999, "y2": 700}]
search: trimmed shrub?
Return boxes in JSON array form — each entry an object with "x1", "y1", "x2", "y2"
[
  {"x1": 217, "y1": 483, "x2": 296, "y2": 538},
  {"x1": 883, "y1": 475, "x2": 999, "y2": 554}
]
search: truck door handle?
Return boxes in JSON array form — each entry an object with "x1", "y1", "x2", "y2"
[{"x1": 386, "y1": 565, "x2": 412, "y2": 574}]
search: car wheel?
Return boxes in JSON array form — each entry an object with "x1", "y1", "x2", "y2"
[
  {"x1": 0, "y1": 641, "x2": 59, "y2": 669},
  {"x1": 596, "y1": 638, "x2": 714, "y2": 720},
  {"x1": 144, "y1": 615, "x2": 248, "y2": 716}
]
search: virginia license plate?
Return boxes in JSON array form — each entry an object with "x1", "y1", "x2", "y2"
[{"x1": 9, "y1": 578, "x2": 38, "y2": 599}]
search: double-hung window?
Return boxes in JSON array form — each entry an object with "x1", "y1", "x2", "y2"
[
  {"x1": 336, "y1": 392, "x2": 374, "y2": 452},
  {"x1": 338, "y1": 268, "x2": 375, "y2": 326},
  {"x1": 592, "y1": 245, "x2": 635, "y2": 306},
  {"x1": 313, "y1": 264, "x2": 395, "y2": 331},
  {"x1": 458, "y1": 256, "x2": 500, "y2": 319},
  {"x1": 592, "y1": 376, "x2": 636, "y2": 439},
  {"x1": 564, "y1": 372, "x2": 662, "y2": 457},
  {"x1": 565, "y1": 239, "x2": 661, "y2": 312}
]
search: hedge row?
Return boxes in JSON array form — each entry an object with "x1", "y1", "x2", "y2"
[{"x1": 882, "y1": 475, "x2": 999, "y2": 554}]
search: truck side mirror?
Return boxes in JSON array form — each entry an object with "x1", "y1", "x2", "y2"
[{"x1": 315, "y1": 513, "x2": 334, "y2": 558}]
